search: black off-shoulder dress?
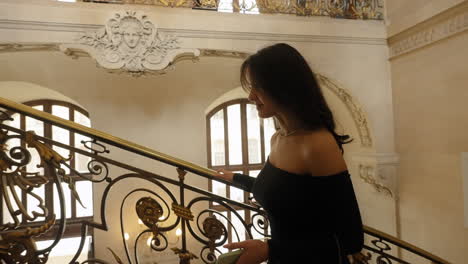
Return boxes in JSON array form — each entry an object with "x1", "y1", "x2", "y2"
[{"x1": 232, "y1": 157, "x2": 364, "y2": 264}]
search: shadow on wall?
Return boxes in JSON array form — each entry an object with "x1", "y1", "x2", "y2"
[{"x1": 0, "y1": 81, "x2": 86, "y2": 109}]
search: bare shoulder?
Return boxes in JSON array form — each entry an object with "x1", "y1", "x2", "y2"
[
  {"x1": 270, "y1": 130, "x2": 280, "y2": 146},
  {"x1": 299, "y1": 129, "x2": 347, "y2": 176},
  {"x1": 300, "y1": 129, "x2": 338, "y2": 155}
]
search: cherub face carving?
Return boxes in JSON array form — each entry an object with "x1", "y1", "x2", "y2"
[{"x1": 121, "y1": 19, "x2": 143, "y2": 49}]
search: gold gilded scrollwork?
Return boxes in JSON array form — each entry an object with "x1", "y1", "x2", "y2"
[
  {"x1": 0, "y1": 130, "x2": 49, "y2": 229},
  {"x1": 198, "y1": 0, "x2": 218, "y2": 9},
  {"x1": 24, "y1": 131, "x2": 85, "y2": 207},
  {"x1": 251, "y1": 0, "x2": 382, "y2": 19},
  {"x1": 351, "y1": 251, "x2": 372, "y2": 264},
  {"x1": 0, "y1": 121, "x2": 88, "y2": 262},
  {"x1": 120, "y1": 0, "x2": 383, "y2": 20},
  {"x1": 0, "y1": 217, "x2": 56, "y2": 264},
  {"x1": 136, "y1": 197, "x2": 164, "y2": 237},
  {"x1": 172, "y1": 203, "x2": 194, "y2": 221},
  {"x1": 123, "y1": 0, "x2": 191, "y2": 8},
  {"x1": 203, "y1": 215, "x2": 225, "y2": 252},
  {"x1": 24, "y1": 131, "x2": 71, "y2": 168},
  {"x1": 171, "y1": 247, "x2": 199, "y2": 264}
]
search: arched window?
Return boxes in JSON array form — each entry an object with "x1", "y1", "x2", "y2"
[
  {"x1": 206, "y1": 98, "x2": 277, "y2": 251},
  {"x1": 1, "y1": 99, "x2": 94, "y2": 260}
]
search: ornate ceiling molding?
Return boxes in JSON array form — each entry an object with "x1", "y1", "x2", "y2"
[
  {"x1": 60, "y1": 11, "x2": 200, "y2": 75},
  {"x1": 200, "y1": 49, "x2": 250, "y2": 59},
  {"x1": 0, "y1": 19, "x2": 386, "y2": 46},
  {"x1": 0, "y1": 43, "x2": 59, "y2": 53},
  {"x1": 388, "y1": 1, "x2": 468, "y2": 59}
]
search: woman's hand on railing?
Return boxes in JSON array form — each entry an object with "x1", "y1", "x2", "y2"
[
  {"x1": 214, "y1": 169, "x2": 235, "y2": 182},
  {"x1": 223, "y1": 239, "x2": 269, "y2": 264}
]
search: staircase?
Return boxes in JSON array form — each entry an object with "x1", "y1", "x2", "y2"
[{"x1": 0, "y1": 97, "x2": 450, "y2": 264}]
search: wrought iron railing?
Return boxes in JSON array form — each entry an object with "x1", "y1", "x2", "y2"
[
  {"x1": 0, "y1": 97, "x2": 450, "y2": 264},
  {"x1": 81, "y1": 0, "x2": 384, "y2": 20}
]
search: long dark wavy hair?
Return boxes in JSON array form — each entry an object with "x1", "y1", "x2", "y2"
[{"x1": 240, "y1": 43, "x2": 352, "y2": 152}]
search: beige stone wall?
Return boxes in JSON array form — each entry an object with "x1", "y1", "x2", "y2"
[{"x1": 388, "y1": 2, "x2": 468, "y2": 263}]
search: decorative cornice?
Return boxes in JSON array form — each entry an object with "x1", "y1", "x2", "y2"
[
  {"x1": 163, "y1": 28, "x2": 387, "y2": 45},
  {"x1": 0, "y1": 19, "x2": 387, "y2": 46},
  {"x1": 200, "y1": 49, "x2": 250, "y2": 59},
  {"x1": 388, "y1": 1, "x2": 468, "y2": 59},
  {"x1": 0, "y1": 19, "x2": 100, "y2": 33},
  {"x1": 0, "y1": 43, "x2": 59, "y2": 53}
]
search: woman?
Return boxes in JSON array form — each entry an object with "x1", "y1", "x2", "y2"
[{"x1": 213, "y1": 43, "x2": 364, "y2": 264}]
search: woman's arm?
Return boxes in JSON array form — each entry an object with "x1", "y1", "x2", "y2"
[
  {"x1": 335, "y1": 175, "x2": 364, "y2": 255},
  {"x1": 213, "y1": 170, "x2": 256, "y2": 193},
  {"x1": 233, "y1": 173, "x2": 257, "y2": 193}
]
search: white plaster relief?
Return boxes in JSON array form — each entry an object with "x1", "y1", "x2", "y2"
[
  {"x1": 352, "y1": 153, "x2": 399, "y2": 199},
  {"x1": 60, "y1": 11, "x2": 200, "y2": 75},
  {"x1": 316, "y1": 74, "x2": 373, "y2": 148}
]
